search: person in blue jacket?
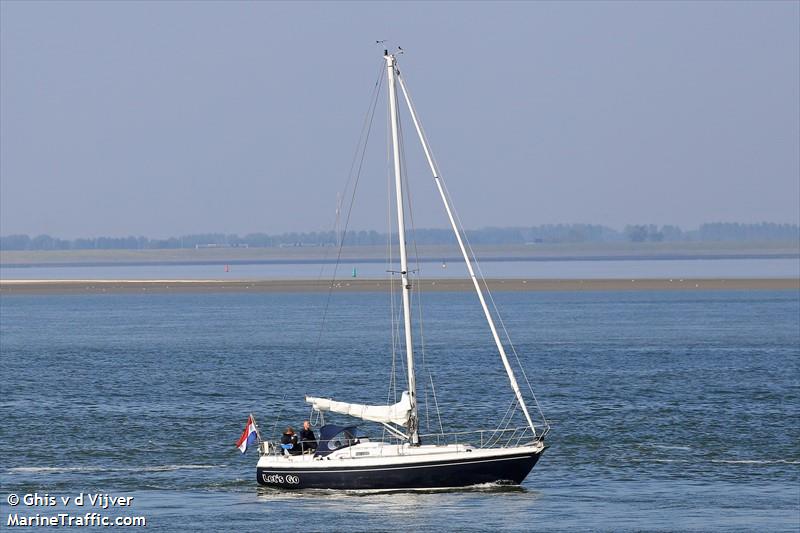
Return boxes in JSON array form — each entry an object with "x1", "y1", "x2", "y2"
[{"x1": 280, "y1": 426, "x2": 300, "y2": 455}]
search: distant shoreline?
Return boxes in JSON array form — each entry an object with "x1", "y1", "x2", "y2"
[
  {"x1": 2, "y1": 253, "x2": 799, "y2": 270},
  {"x1": 2, "y1": 242, "x2": 798, "y2": 267},
  {"x1": 1, "y1": 278, "x2": 797, "y2": 295}
]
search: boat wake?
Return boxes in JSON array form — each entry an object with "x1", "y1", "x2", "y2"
[
  {"x1": 256, "y1": 481, "x2": 527, "y2": 497},
  {"x1": 710, "y1": 459, "x2": 799, "y2": 465},
  {"x1": 629, "y1": 457, "x2": 799, "y2": 466}
]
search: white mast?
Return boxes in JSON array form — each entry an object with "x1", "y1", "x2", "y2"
[
  {"x1": 395, "y1": 69, "x2": 539, "y2": 435},
  {"x1": 385, "y1": 51, "x2": 419, "y2": 445}
]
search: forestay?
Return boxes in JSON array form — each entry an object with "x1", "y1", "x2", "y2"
[{"x1": 305, "y1": 391, "x2": 412, "y2": 426}]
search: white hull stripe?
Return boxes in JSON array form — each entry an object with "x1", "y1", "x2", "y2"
[{"x1": 302, "y1": 485, "x2": 514, "y2": 493}]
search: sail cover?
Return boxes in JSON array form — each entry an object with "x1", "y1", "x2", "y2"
[{"x1": 305, "y1": 391, "x2": 411, "y2": 426}]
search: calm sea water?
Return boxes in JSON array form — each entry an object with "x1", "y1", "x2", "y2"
[
  {"x1": 1, "y1": 289, "x2": 798, "y2": 531},
  {"x1": 2, "y1": 257, "x2": 799, "y2": 280}
]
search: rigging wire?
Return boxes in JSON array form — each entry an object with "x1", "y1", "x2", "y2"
[
  {"x1": 439, "y1": 175, "x2": 549, "y2": 429},
  {"x1": 311, "y1": 62, "x2": 384, "y2": 362},
  {"x1": 269, "y1": 392, "x2": 288, "y2": 441},
  {"x1": 395, "y1": 95, "x2": 444, "y2": 435},
  {"x1": 386, "y1": 80, "x2": 407, "y2": 403},
  {"x1": 395, "y1": 99, "x2": 429, "y2": 432},
  {"x1": 395, "y1": 66, "x2": 548, "y2": 432},
  {"x1": 383, "y1": 83, "x2": 399, "y2": 443},
  {"x1": 485, "y1": 398, "x2": 518, "y2": 447},
  {"x1": 276, "y1": 67, "x2": 383, "y2": 434}
]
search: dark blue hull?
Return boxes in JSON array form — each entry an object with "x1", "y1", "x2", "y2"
[{"x1": 256, "y1": 449, "x2": 543, "y2": 490}]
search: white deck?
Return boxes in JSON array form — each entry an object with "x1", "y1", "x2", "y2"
[{"x1": 256, "y1": 440, "x2": 544, "y2": 470}]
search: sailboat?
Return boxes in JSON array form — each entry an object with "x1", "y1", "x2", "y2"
[{"x1": 255, "y1": 50, "x2": 549, "y2": 490}]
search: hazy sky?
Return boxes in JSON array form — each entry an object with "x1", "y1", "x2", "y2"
[{"x1": 1, "y1": 1, "x2": 798, "y2": 238}]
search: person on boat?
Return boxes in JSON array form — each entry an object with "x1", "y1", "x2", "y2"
[
  {"x1": 280, "y1": 426, "x2": 300, "y2": 455},
  {"x1": 299, "y1": 420, "x2": 317, "y2": 453}
]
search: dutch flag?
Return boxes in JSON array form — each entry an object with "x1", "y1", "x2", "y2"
[{"x1": 236, "y1": 415, "x2": 258, "y2": 454}]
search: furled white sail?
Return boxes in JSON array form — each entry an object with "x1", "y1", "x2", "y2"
[{"x1": 305, "y1": 391, "x2": 412, "y2": 426}]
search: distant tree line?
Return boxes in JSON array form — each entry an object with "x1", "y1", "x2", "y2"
[
  {"x1": 1, "y1": 223, "x2": 797, "y2": 251},
  {"x1": 621, "y1": 223, "x2": 799, "y2": 243}
]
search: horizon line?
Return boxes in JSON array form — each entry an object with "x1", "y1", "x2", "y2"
[{"x1": 2, "y1": 220, "x2": 799, "y2": 241}]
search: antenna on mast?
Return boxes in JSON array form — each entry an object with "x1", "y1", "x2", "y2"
[{"x1": 377, "y1": 41, "x2": 403, "y2": 57}]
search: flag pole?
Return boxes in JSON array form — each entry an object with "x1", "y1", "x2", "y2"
[{"x1": 250, "y1": 412, "x2": 263, "y2": 444}]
